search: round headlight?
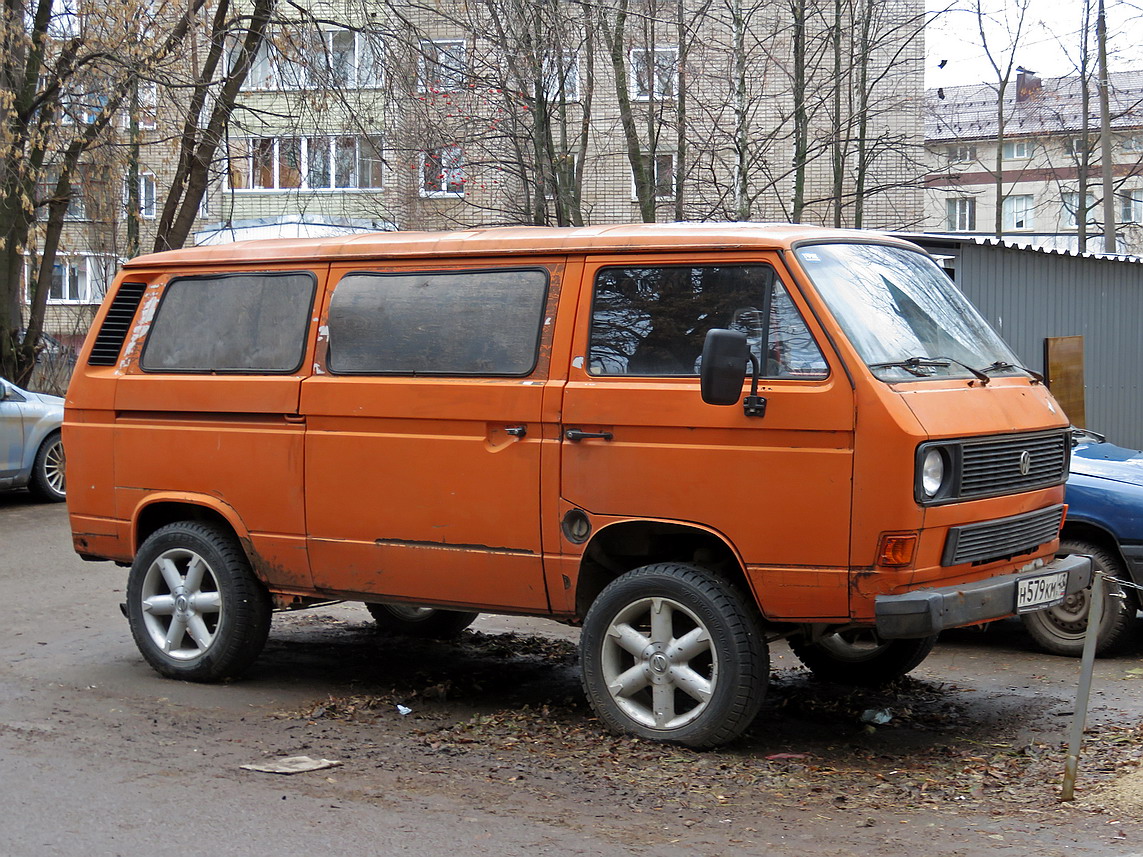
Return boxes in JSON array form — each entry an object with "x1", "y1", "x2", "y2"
[{"x1": 922, "y1": 449, "x2": 945, "y2": 497}]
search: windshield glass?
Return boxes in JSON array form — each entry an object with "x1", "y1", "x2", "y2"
[{"x1": 793, "y1": 242, "x2": 1025, "y2": 383}]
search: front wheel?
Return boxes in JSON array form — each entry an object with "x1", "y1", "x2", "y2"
[
  {"x1": 28, "y1": 431, "x2": 65, "y2": 502},
  {"x1": 789, "y1": 629, "x2": 937, "y2": 685},
  {"x1": 580, "y1": 563, "x2": 768, "y2": 748},
  {"x1": 1020, "y1": 539, "x2": 1139, "y2": 657},
  {"x1": 365, "y1": 603, "x2": 479, "y2": 638},
  {"x1": 126, "y1": 522, "x2": 272, "y2": 681}
]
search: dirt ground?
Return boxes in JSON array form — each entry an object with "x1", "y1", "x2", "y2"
[{"x1": 4, "y1": 496, "x2": 1143, "y2": 856}]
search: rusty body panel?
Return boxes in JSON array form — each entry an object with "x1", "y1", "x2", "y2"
[{"x1": 65, "y1": 223, "x2": 1074, "y2": 636}]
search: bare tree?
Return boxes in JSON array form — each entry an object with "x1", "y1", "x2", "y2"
[
  {"x1": 0, "y1": 0, "x2": 202, "y2": 385},
  {"x1": 971, "y1": 0, "x2": 1032, "y2": 238},
  {"x1": 151, "y1": 0, "x2": 279, "y2": 252}
]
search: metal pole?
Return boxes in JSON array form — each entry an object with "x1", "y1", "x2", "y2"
[{"x1": 1062, "y1": 568, "x2": 1104, "y2": 801}]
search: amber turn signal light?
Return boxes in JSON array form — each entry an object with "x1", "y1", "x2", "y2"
[{"x1": 877, "y1": 533, "x2": 918, "y2": 568}]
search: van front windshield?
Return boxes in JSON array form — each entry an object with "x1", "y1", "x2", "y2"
[{"x1": 794, "y1": 242, "x2": 1027, "y2": 383}]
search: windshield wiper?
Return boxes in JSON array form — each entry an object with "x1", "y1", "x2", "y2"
[
  {"x1": 871, "y1": 356, "x2": 992, "y2": 384},
  {"x1": 981, "y1": 360, "x2": 1044, "y2": 384},
  {"x1": 870, "y1": 357, "x2": 951, "y2": 377}
]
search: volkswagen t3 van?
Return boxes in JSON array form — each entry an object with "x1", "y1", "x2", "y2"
[{"x1": 65, "y1": 223, "x2": 1090, "y2": 747}]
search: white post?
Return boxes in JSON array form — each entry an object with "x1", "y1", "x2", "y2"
[{"x1": 1062, "y1": 568, "x2": 1104, "y2": 801}]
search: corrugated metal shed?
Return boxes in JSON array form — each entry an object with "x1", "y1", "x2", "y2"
[{"x1": 906, "y1": 235, "x2": 1143, "y2": 447}]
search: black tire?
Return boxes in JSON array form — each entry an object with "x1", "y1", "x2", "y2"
[
  {"x1": 1020, "y1": 539, "x2": 1139, "y2": 657},
  {"x1": 789, "y1": 629, "x2": 938, "y2": 685},
  {"x1": 366, "y1": 603, "x2": 479, "y2": 638},
  {"x1": 126, "y1": 522, "x2": 272, "y2": 681},
  {"x1": 580, "y1": 563, "x2": 768, "y2": 748},
  {"x1": 27, "y1": 431, "x2": 65, "y2": 502}
]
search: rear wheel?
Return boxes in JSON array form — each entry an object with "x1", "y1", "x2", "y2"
[
  {"x1": 365, "y1": 603, "x2": 479, "y2": 638},
  {"x1": 1020, "y1": 539, "x2": 1139, "y2": 657},
  {"x1": 126, "y1": 522, "x2": 272, "y2": 681},
  {"x1": 28, "y1": 431, "x2": 65, "y2": 502},
  {"x1": 580, "y1": 563, "x2": 768, "y2": 748},
  {"x1": 789, "y1": 628, "x2": 937, "y2": 685}
]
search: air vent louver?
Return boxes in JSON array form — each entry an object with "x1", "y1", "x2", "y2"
[{"x1": 87, "y1": 282, "x2": 146, "y2": 366}]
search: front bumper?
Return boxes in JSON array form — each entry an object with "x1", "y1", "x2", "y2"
[{"x1": 874, "y1": 554, "x2": 1093, "y2": 639}]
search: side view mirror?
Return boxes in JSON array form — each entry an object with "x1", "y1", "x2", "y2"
[
  {"x1": 700, "y1": 329, "x2": 749, "y2": 405},
  {"x1": 700, "y1": 329, "x2": 767, "y2": 417}
]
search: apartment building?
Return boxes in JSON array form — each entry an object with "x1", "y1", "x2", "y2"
[
  {"x1": 206, "y1": 0, "x2": 925, "y2": 239},
  {"x1": 924, "y1": 69, "x2": 1143, "y2": 254},
  {"x1": 25, "y1": 0, "x2": 927, "y2": 379}
]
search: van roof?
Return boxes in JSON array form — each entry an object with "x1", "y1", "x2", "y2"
[{"x1": 128, "y1": 222, "x2": 917, "y2": 268}]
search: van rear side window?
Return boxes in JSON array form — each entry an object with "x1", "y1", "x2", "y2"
[
  {"x1": 141, "y1": 272, "x2": 316, "y2": 373},
  {"x1": 327, "y1": 268, "x2": 548, "y2": 375}
]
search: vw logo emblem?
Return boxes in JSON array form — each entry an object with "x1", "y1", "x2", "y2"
[{"x1": 1019, "y1": 450, "x2": 1033, "y2": 476}]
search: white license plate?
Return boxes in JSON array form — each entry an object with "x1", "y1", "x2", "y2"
[{"x1": 1016, "y1": 570, "x2": 1069, "y2": 613}]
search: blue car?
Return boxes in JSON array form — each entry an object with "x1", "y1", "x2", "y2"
[
  {"x1": 1020, "y1": 430, "x2": 1143, "y2": 656},
  {"x1": 0, "y1": 377, "x2": 66, "y2": 502}
]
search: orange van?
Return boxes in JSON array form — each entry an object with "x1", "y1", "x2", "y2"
[{"x1": 65, "y1": 223, "x2": 1089, "y2": 747}]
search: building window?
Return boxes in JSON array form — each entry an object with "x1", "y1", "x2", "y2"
[
  {"x1": 630, "y1": 46, "x2": 678, "y2": 100},
  {"x1": 1065, "y1": 137, "x2": 1090, "y2": 158},
  {"x1": 1002, "y1": 140, "x2": 1032, "y2": 160},
  {"x1": 421, "y1": 145, "x2": 465, "y2": 196},
  {"x1": 36, "y1": 170, "x2": 87, "y2": 220},
  {"x1": 1062, "y1": 192, "x2": 1097, "y2": 228},
  {"x1": 419, "y1": 40, "x2": 466, "y2": 92},
  {"x1": 27, "y1": 254, "x2": 116, "y2": 305},
  {"x1": 123, "y1": 172, "x2": 157, "y2": 219},
  {"x1": 119, "y1": 82, "x2": 159, "y2": 130},
  {"x1": 228, "y1": 136, "x2": 384, "y2": 191},
  {"x1": 946, "y1": 145, "x2": 976, "y2": 164},
  {"x1": 631, "y1": 153, "x2": 676, "y2": 201},
  {"x1": 1002, "y1": 194, "x2": 1034, "y2": 231},
  {"x1": 543, "y1": 51, "x2": 579, "y2": 102},
  {"x1": 60, "y1": 86, "x2": 109, "y2": 125},
  {"x1": 946, "y1": 197, "x2": 976, "y2": 231},
  {"x1": 1121, "y1": 189, "x2": 1143, "y2": 224},
  {"x1": 543, "y1": 152, "x2": 579, "y2": 201},
  {"x1": 1122, "y1": 136, "x2": 1143, "y2": 154},
  {"x1": 246, "y1": 30, "x2": 383, "y2": 91}
]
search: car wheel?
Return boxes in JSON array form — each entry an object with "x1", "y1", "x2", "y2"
[
  {"x1": 580, "y1": 563, "x2": 768, "y2": 748},
  {"x1": 1020, "y1": 539, "x2": 1139, "y2": 657},
  {"x1": 789, "y1": 628, "x2": 938, "y2": 685},
  {"x1": 126, "y1": 522, "x2": 272, "y2": 681},
  {"x1": 365, "y1": 603, "x2": 479, "y2": 638},
  {"x1": 28, "y1": 431, "x2": 65, "y2": 502}
]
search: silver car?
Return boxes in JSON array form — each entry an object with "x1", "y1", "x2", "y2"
[{"x1": 0, "y1": 377, "x2": 65, "y2": 502}]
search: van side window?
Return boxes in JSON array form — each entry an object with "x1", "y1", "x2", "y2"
[
  {"x1": 327, "y1": 269, "x2": 548, "y2": 375},
  {"x1": 141, "y1": 272, "x2": 316, "y2": 373},
  {"x1": 589, "y1": 265, "x2": 828, "y2": 379}
]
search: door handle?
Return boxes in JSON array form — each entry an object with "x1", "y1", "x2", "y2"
[
  {"x1": 505, "y1": 425, "x2": 527, "y2": 438},
  {"x1": 565, "y1": 429, "x2": 614, "y2": 442}
]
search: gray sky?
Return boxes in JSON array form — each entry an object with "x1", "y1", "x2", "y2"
[{"x1": 924, "y1": 1, "x2": 1143, "y2": 89}]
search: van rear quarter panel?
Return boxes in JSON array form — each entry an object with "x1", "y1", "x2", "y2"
[{"x1": 85, "y1": 264, "x2": 326, "y2": 590}]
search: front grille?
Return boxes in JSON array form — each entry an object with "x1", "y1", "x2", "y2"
[
  {"x1": 942, "y1": 504, "x2": 1065, "y2": 566},
  {"x1": 959, "y1": 430, "x2": 1069, "y2": 498}
]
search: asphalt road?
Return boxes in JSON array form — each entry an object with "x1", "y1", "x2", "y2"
[{"x1": 3, "y1": 491, "x2": 1143, "y2": 857}]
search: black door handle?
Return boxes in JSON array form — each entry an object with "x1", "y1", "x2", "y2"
[{"x1": 565, "y1": 429, "x2": 614, "y2": 442}]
